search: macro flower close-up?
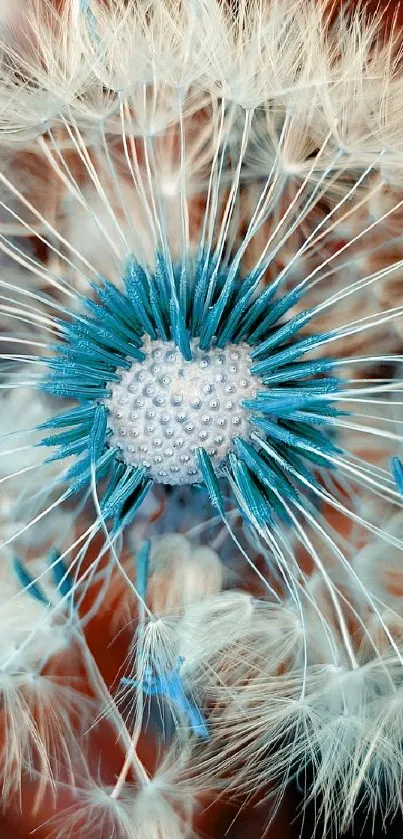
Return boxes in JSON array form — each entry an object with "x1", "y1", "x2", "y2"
[{"x1": 1, "y1": 0, "x2": 403, "y2": 837}]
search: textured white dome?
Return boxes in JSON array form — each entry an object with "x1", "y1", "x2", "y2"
[{"x1": 106, "y1": 337, "x2": 258, "y2": 484}]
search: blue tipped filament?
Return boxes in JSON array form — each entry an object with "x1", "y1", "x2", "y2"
[
  {"x1": 13, "y1": 552, "x2": 73, "y2": 605},
  {"x1": 122, "y1": 656, "x2": 208, "y2": 739}
]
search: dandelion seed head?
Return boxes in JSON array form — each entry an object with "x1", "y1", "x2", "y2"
[
  {"x1": 107, "y1": 336, "x2": 257, "y2": 484},
  {"x1": 2, "y1": 0, "x2": 403, "y2": 827},
  {"x1": 39, "y1": 246, "x2": 343, "y2": 532}
]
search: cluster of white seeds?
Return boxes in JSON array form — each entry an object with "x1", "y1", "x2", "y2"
[{"x1": 106, "y1": 338, "x2": 258, "y2": 484}]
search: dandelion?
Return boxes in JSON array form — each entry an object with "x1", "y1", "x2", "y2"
[
  {"x1": 0, "y1": 0, "x2": 401, "y2": 566},
  {"x1": 1, "y1": 0, "x2": 403, "y2": 834}
]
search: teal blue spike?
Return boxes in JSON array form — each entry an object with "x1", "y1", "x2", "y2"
[
  {"x1": 84, "y1": 300, "x2": 136, "y2": 341},
  {"x1": 90, "y1": 404, "x2": 108, "y2": 462},
  {"x1": 250, "y1": 309, "x2": 314, "y2": 360},
  {"x1": 178, "y1": 262, "x2": 188, "y2": 316},
  {"x1": 149, "y1": 281, "x2": 170, "y2": 340},
  {"x1": 92, "y1": 280, "x2": 142, "y2": 333},
  {"x1": 282, "y1": 415, "x2": 339, "y2": 449},
  {"x1": 100, "y1": 461, "x2": 125, "y2": 510},
  {"x1": 155, "y1": 253, "x2": 173, "y2": 311},
  {"x1": 45, "y1": 436, "x2": 90, "y2": 463},
  {"x1": 237, "y1": 287, "x2": 298, "y2": 343},
  {"x1": 228, "y1": 453, "x2": 272, "y2": 526},
  {"x1": 283, "y1": 407, "x2": 342, "y2": 425},
  {"x1": 46, "y1": 360, "x2": 118, "y2": 385},
  {"x1": 234, "y1": 437, "x2": 297, "y2": 502},
  {"x1": 39, "y1": 421, "x2": 93, "y2": 449},
  {"x1": 253, "y1": 379, "x2": 341, "y2": 397},
  {"x1": 244, "y1": 391, "x2": 335, "y2": 415},
  {"x1": 67, "y1": 316, "x2": 144, "y2": 359},
  {"x1": 191, "y1": 252, "x2": 214, "y2": 334},
  {"x1": 199, "y1": 257, "x2": 244, "y2": 348},
  {"x1": 170, "y1": 300, "x2": 192, "y2": 361},
  {"x1": 246, "y1": 289, "x2": 301, "y2": 344},
  {"x1": 233, "y1": 281, "x2": 278, "y2": 340},
  {"x1": 251, "y1": 333, "x2": 332, "y2": 376},
  {"x1": 56, "y1": 349, "x2": 123, "y2": 373},
  {"x1": 136, "y1": 540, "x2": 150, "y2": 600},
  {"x1": 253, "y1": 434, "x2": 321, "y2": 491},
  {"x1": 100, "y1": 463, "x2": 127, "y2": 514},
  {"x1": 392, "y1": 456, "x2": 403, "y2": 495},
  {"x1": 38, "y1": 404, "x2": 97, "y2": 431},
  {"x1": 261, "y1": 359, "x2": 335, "y2": 385},
  {"x1": 276, "y1": 442, "x2": 321, "y2": 490},
  {"x1": 280, "y1": 439, "x2": 335, "y2": 472},
  {"x1": 60, "y1": 339, "x2": 132, "y2": 368},
  {"x1": 198, "y1": 300, "x2": 224, "y2": 350},
  {"x1": 101, "y1": 466, "x2": 146, "y2": 520},
  {"x1": 198, "y1": 265, "x2": 241, "y2": 349},
  {"x1": 113, "y1": 479, "x2": 153, "y2": 533},
  {"x1": 125, "y1": 267, "x2": 157, "y2": 338},
  {"x1": 40, "y1": 380, "x2": 110, "y2": 400},
  {"x1": 13, "y1": 557, "x2": 49, "y2": 605},
  {"x1": 216, "y1": 274, "x2": 260, "y2": 347},
  {"x1": 66, "y1": 446, "x2": 118, "y2": 497},
  {"x1": 197, "y1": 448, "x2": 225, "y2": 514},
  {"x1": 251, "y1": 415, "x2": 340, "y2": 457}
]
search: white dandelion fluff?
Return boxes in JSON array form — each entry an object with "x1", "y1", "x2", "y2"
[
  {"x1": 0, "y1": 549, "x2": 93, "y2": 803},
  {"x1": 1, "y1": 0, "x2": 403, "y2": 834},
  {"x1": 41, "y1": 740, "x2": 197, "y2": 839},
  {"x1": 146, "y1": 533, "x2": 223, "y2": 614}
]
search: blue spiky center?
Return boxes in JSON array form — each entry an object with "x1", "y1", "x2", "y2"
[{"x1": 39, "y1": 254, "x2": 342, "y2": 530}]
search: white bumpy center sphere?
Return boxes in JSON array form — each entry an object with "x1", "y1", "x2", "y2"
[{"x1": 106, "y1": 338, "x2": 258, "y2": 484}]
